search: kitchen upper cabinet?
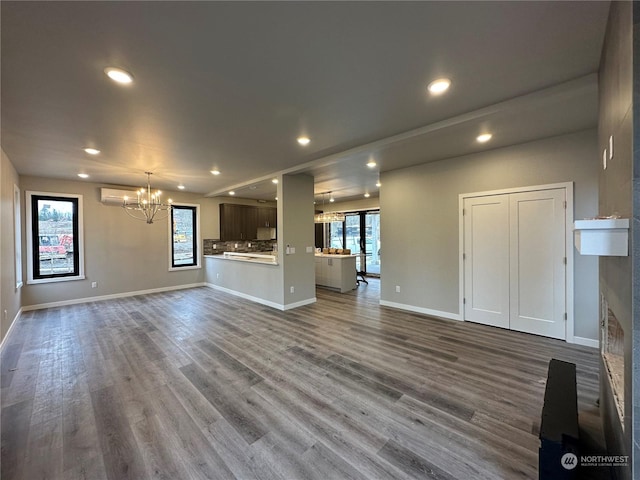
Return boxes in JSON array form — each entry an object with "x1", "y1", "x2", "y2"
[
  {"x1": 257, "y1": 207, "x2": 277, "y2": 228},
  {"x1": 219, "y1": 204, "x2": 258, "y2": 241}
]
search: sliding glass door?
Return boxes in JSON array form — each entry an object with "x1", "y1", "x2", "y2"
[
  {"x1": 326, "y1": 210, "x2": 380, "y2": 276},
  {"x1": 365, "y1": 211, "x2": 380, "y2": 275}
]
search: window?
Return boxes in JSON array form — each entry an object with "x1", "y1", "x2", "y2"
[
  {"x1": 26, "y1": 192, "x2": 84, "y2": 284},
  {"x1": 169, "y1": 203, "x2": 200, "y2": 270}
]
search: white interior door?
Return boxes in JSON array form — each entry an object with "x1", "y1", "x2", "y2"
[
  {"x1": 463, "y1": 187, "x2": 567, "y2": 340},
  {"x1": 509, "y1": 189, "x2": 566, "y2": 339},
  {"x1": 463, "y1": 195, "x2": 510, "y2": 328}
]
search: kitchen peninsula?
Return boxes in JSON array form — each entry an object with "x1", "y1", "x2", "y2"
[{"x1": 315, "y1": 252, "x2": 357, "y2": 293}]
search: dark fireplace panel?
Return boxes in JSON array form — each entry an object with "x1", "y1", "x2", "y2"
[{"x1": 602, "y1": 301, "x2": 624, "y2": 425}]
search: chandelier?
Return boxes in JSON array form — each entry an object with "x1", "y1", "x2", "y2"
[
  {"x1": 122, "y1": 172, "x2": 172, "y2": 224},
  {"x1": 314, "y1": 211, "x2": 346, "y2": 223},
  {"x1": 314, "y1": 192, "x2": 345, "y2": 223}
]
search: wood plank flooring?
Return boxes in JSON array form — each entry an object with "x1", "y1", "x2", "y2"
[{"x1": 1, "y1": 280, "x2": 603, "y2": 479}]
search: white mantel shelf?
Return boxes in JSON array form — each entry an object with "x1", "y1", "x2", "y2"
[{"x1": 574, "y1": 218, "x2": 629, "y2": 256}]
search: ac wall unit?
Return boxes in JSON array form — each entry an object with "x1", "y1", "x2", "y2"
[{"x1": 100, "y1": 188, "x2": 137, "y2": 205}]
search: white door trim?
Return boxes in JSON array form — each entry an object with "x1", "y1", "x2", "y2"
[{"x1": 458, "y1": 182, "x2": 575, "y2": 342}]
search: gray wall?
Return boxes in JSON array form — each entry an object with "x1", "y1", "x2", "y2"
[
  {"x1": 204, "y1": 256, "x2": 283, "y2": 306},
  {"x1": 1, "y1": 149, "x2": 22, "y2": 342},
  {"x1": 381, "y1": 129, "x2": 599, "y2": 340},
  {"x1": 633, "y1": 5, "x2": 640, "y2": 474},
  {"x1": 280, "y1": 174, "x2": 316, "y2": 307},
  {"x1": 598, "y1": 2, "x2": 634, "y2": 477},
  {"x1": 19, "y1": 175, "x2": 218, "y2": 308}
]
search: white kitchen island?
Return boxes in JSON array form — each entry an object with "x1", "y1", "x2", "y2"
[{"x1": 314, "y1": 254, "x2": 357, "y2": 293}]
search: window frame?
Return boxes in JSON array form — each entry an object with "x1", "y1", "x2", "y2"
[
  {"x1": 25, "y1": 191, "x2": 85, "y2": 284},
  {"x1": 168, "y1": 203, "x2": 201, "y2": 271},
  {"x1": 14, "y1": 185, "x2": 23, "y2": 289}
]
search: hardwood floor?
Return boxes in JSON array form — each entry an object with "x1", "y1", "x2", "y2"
[{"x1": 1, "y1": 280, "x2": 604, "y2": 479}]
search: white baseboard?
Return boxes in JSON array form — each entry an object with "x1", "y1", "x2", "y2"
[
  {"x1": 0, "y1": 308, "x2": 23, "y2": 351},
  {"x1": 379, "y1": 300, "x2": 462, "y2": 321},
  {"x1": 283, "y1": 298, "x2": 317, "y2": 310},
  {"x1": 205, "y1": 283, "x2": 315, "y2": 311},
  {"x1": 21, "y1": 283, "x2": 207, "y2": 312},
  {"x1": 571, "y1": 336, "x2": 599, "y2": 349}
]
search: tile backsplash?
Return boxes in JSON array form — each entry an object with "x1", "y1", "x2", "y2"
[{"x1": 203, "y1": 239, "x2": 276, "y2": 255}]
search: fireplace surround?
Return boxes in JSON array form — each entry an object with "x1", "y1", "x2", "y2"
[{"x1": 602, "y1": 300, "x2": 624, "y2": 426}]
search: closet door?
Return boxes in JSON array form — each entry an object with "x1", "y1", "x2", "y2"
[
  {"x1": 509, "y1": 189, "x2": 566, "y2": 339},
  {"x1": 463, "y1": 195, "x2": 510, "y2": 328}
]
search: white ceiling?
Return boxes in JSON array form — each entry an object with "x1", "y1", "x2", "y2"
[{"x1": 1, "y1": 1, "x2": 609, "y2": 203}]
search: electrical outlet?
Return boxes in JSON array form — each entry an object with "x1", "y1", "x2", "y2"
[
  {"x1": 213, "y1": 243, "x2": 217, "y2": 249},
  {"x1": 306, "y1": 246, "x2": 313, "y2": 253},
  {"x1": 235, "y1": 243, "x2": 238, "y2": 248},
  {"x1": 91, "y1": 282, "x2": 97, "y2": 288},
  {"x1": 290, "y1": 286, "x2": 295, "y2": 293},
  {"x1": 290, "y1": 247, "x2": 295, "y2": 254},
  {"x1": 395, "y1": 285, "x2": 401, "y2": 293}
]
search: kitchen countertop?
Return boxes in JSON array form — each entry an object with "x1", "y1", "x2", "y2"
[
  {"x1": 205, "y1": 251, "x2": 278, "y2": 265},
  {"x1": 314, "y1": 253, "x2": 356, "y2": 259}
]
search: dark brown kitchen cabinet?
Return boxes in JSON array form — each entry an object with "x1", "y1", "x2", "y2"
[
  {"x1": 219, "y1": 204, "x2": 258, "y2": 241},
  {"x1": 257, "y1": 207, "x2": 277, "y2": 228}
]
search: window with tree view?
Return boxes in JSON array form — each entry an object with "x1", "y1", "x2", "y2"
[
  {"x1": 27, "y1": 192, "x2": 83, "y2": 282},
  {"x1": 170, "y1": 204, "x2": 199, "y2": 269}
]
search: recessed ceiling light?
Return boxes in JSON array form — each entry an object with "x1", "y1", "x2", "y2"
[
  {"x1": 77, "y1": 173, "x2": 89, "y2": 179},
  {"x1": 329, "y1": 197, "x2": 335, "y2": 203},
  {"x1": 476, "y1": 133, "x2": 493, "y2": 143},
  {"x1": 178, "y1": 184, "x2": 185, "y2": 190},
  {"x1": 104, "y1": 67, "x2": 134, "y2": 84},
  {"x1": 272, "y1": 179, "x2": 278, "y2": 184},
  {"x1": 367, "y1": 160, "x2": 377, "y2": 168},
  {"x1": 427, "y1": 78, "x2": 451, "y2": 95},
  {"x1": 229, "y1": 191, "x2": 235, "y2": 196},
  {"x1": 376, "y1": 181, "x2": 382, "y2": 187},
  {"x1": 364, "y1": 193, "x2": 370, "y2": 198},
  {"x1": 297, "y1": 136, "x2": 310, "y2": 146},
  {"x1": 83, "y1": 148, "x2": 100, "y2": 155},
  {"x1": 211, "y1": 169, "x2": 221, "y2": 175}
]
